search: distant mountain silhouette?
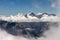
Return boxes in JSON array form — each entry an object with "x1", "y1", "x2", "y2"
[{"x1": 25, "y1": 12, "x2": 56, "y2": 18}]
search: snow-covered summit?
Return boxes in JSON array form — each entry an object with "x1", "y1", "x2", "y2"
[{"x1": 0, "y1": 13, "x2": 59, "y2": 22}]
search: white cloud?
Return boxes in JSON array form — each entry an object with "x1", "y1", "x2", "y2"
[{"x1": 51, "y1": 3, "x2": 56, "y2": 8}]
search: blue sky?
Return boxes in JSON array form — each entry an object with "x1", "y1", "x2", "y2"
[{"x1": 0, "y1": 0, "x2": 56, "y2": 15}]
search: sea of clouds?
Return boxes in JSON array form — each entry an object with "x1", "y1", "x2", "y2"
[{"x1": 0, "y1": 12, "x2": 60, "y2": 40}]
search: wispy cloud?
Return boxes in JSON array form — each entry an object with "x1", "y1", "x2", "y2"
[
  {"x1": 48, "y1": 0, "x2": 56, "y2": 8},
  {"x1": 51, "y1": 3, "x2": 56, "y2": 8}
]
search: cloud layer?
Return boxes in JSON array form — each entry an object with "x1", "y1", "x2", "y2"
[{"x1": 0, "y1": 13, "x2": 59, "y2": 22}]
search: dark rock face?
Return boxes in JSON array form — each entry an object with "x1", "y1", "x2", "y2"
[
  {"x1": 25, "y1": 12, "x2": 36, "y2": 18},
  {"x1": 29, "y1": 12, "x2": 36, "y2": 17},
  {"x1": 0, "y1": 20, "x2": 58, "y2": 38}
]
